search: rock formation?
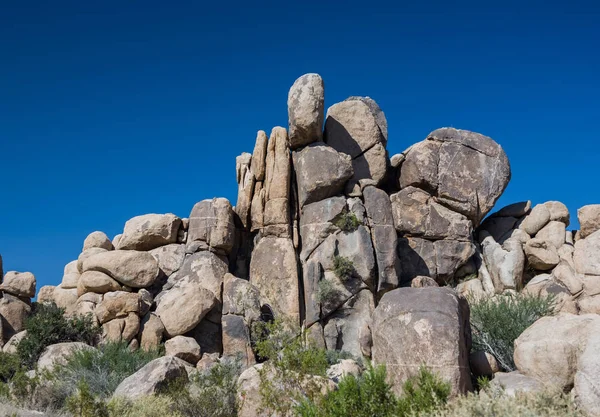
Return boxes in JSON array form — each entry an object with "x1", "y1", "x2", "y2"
[{"x1": 2, "y1": 72, "x2": 599, "y2": 416}]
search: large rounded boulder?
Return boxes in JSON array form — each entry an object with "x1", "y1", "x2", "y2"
[{"x1": 399, "y1": 127, "x2": 511, "y2": 225}]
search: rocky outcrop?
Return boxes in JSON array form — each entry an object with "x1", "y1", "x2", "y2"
[{"x1": 20, "y1": 72, "x2": 600, "y2": 413}]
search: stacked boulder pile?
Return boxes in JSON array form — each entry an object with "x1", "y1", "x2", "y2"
[
  {"x1": 476, "y1": 202, "x2": 600, "y2": 313},
  {"x1": 2, "y1": 73, "x2": 598, "y2": 415},
  {"x1": 0, "y1": 257, "x2": 36, "y2": 350}
]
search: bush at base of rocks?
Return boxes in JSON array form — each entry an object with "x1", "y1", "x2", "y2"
[
  {"x1": 297, "y1": 365, "x2": 450, "y2": 417},
  {"x1": 252, "y1": 319, "x2": 330, "y2": 416},
  {"x1": 47, "y1": 341, "x2": 164, "y2": 405},
  {"x1": 469, "y1": 293, "x2": 555, "y2": 372},
  {"x1": 162, "y1": 359, "x2": 242, "y2": 417},
  {"x1": 425, "y1": 388, "x2": 584, "y2": 417},
  {"x1": 17, "y1": 302, "x2": 101, "y2": 369}
]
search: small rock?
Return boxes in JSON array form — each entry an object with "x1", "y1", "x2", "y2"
[
  {"x1": 83, "y1": 231, "x2": 114, "y2": 251},
  {"x1": 165, "y1": 335, "x2": 202, "y2": 365}
]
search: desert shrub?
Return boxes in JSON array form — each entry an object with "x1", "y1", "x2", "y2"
[
  {"x1": 469, "y1": 293, "x2": 555, "y2": 371},
  {"x1": 333, "y1": 256, "x2": 354, "y2": 281},
  {"x1": 252, "y1": 319, "x2": 329, "y2": 416},
  {"x1": 0, "y1": 352, "x2": 22, "y2": 383},
  {"x1": 297, "y1": 363, "x2": 398, "y2": 417},
  {"x1": 108, "y1": 395, "x2": 183, "y2": 417},
  {"x1": 325, "y1": 350, "x2": 355, "y2": 366},
  {"x1": 46, "y1": 341, "x2": 163, "y2": 405},
  {"x1": 317, "y1": 279, "x2": 338, "y2": 304},
  {"x1": 396, "y1": 366, "x2": 451, "y2": 415},
  {"x1": 425, "y1": 388, "x2": 584, "y2": 417},
  {"x1": 333, "y1": 211, "x2": 361, "y2": 232},
  {"x1": 18, "y1": 302, "x2": 101, "y2": 369},
  {"x1": 297, "y1": 364, "x2": 449, "y2": 417},
  {"x1": 65, "y1": 380, "x2": 109, "y2": 417},
  {"x1": 164, "y1": 359, "x2": 242, "y2": 417}
]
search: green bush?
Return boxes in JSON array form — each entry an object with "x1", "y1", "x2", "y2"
[
  {"x1": 425, "y1": 388, "x2": 584, "y2": 417},
  {"x1": 164, "y1": 359, "x2": 242, "y2": 417},
  {"x1": 252, "y1": 319, "x2": 329, "y2": 416},
  {"x1": 396, "y1": 366, "x2": 451, "y2": 415},
  {"x1": 108, "y1": 395, "x2": 183, "y2": 417},
  {"x1": 297, "y1": 363, "x2": 398, "y2": 417},
  {"x1": 297, "y1": 364, "x2": 450, "y2": 417},
  {"x1": 469, "y1": 293, "x2": 555, "y2": 371},
  {"x1": 0, "y1": 352, "x2": 22, "y2": 383},
  {"x1": 325, "y1": 350, "x2": 355, "y2": 366},
  {"x1": 65, "y1": 380, "x2": 109, "y2": 417},
  {"x1": 18, "y1": 302, "x2": 101, "y2": 369},
  {"x1": 333, "y1": 211, "x2": 361, "y2": 232},
  {"x1": 317, "y1": 279, "x2": 338, "y2": 304},
  {"x1": 47, "y1": 341, "x2": 163, "y2": 404},
  {"x1": 333, "y1": 256, "x2": 354, "y2": 281}
]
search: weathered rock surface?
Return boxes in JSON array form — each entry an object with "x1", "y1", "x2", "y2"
[
  {"x1": 38, "y1": 342, "x2": 95, "y2": 371},
  {"x1": 514, "y1": 313, "x2": 600, "y2": 415},
  {"x1": 116, "y1": 213, "x2": 181, "y2": 251},
  {"x1": 155, "y1": 277, "x2": 217, "y2": 337},
  {"x1": 363, "y1": 185, "x2": 400, "y2": 293},
  {"x1": 0, "y1": 271, "x2": 36, "y2": 298},
  {"x1": 83, "y1": 250, "x2": 159, "y2": 288},
  {"x1": 249, "y1": 237, "x2": 299, "y2": 323},
  {"x1": 480, "y1": 232, "x2": 525, "y2": 292},
  {"x1": 95, "y1": 291, "x2": 140, "y2": 324},
  {"x1": 78, "y1": 270, "x2": 121, "y2": 296},
  {"x1": 222, "y1": 314, "x2": 256, "y2": 368},
  {"x1": 113, "y1": 356, "x2": 189, "y2": 400},
  {"x1": 149, "y1": 244, "x2": 186, "y2": 277},
  {"x1": 490, "y1": 371, "x2": 544, "y2": 396},
  {"x1": 324, "y1": 97, "x2": 388, "y2": 188},
  {"x1": 167, "y1": 250, "x2": 228, "y2": 301},
  {"x1": 0, "y1": 295, "x2": 31, "y2": 342},
  {"x1": 235, "y1": 152, "x2": 255, "y2": 229},
  {"x1": 372, "y1": 287, "x2": 472, "y2": 395},
  {"x1": 188, "y1": 198, "x2": 235, "y2": 253},
  {"x1": 139, "y1": 313, "x2": 164, "y2": 350},
  {"x1": 293, "y1": 143, "x2": 353, "y2": 207},
  {"x1": 574, "y1": 230, "x2": 600, "y2": 276},
  {"x1": 61, "y1": 260, "x2": 80, "y2": 289},
  {"x1": 399, "y1": 128, "x2": 510, "y2": 225},
  {"x1": 77, "y1": 247, "x2": 108, "y2": 273},
  {"x1": 288, "y1": 73, "x2": 324, "y2": 149},
  {"x1": 262, "y1": 127, "x2": 292, "y2": 237},
  {"x1": 520, "y1": 204, "x2": 551, "y2": 236},
  {"x1": 391, "y1": 187, "x2": 472, "y2": 240},
  {"x1": 83, "y1": 231, "x2": 114, "y2": 251},
  {"x1": 524, "y1": 238, "x2": 560, "y2": 271},
  {"x1": 578, "y1": 205, "x2": 600, "y2": 238},
  {"x1": 165, "y1": 335, "x2": 202, "y2": 365}
]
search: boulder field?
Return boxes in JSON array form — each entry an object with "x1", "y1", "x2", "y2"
[{"x1": 1, "y1": 73, "x2": 599, "y2": 415}]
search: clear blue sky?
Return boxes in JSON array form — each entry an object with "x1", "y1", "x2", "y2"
[{"x1": 1, "y1": 1, "x2": 598, "y2": 291}]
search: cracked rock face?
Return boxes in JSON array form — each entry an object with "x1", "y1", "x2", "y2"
[
  {"x1": 400, "y1": 128, "x2": 511, "y2": 226},
  {"x1": 324, "y1": 97, "x2": 389, "y2": 191}
]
